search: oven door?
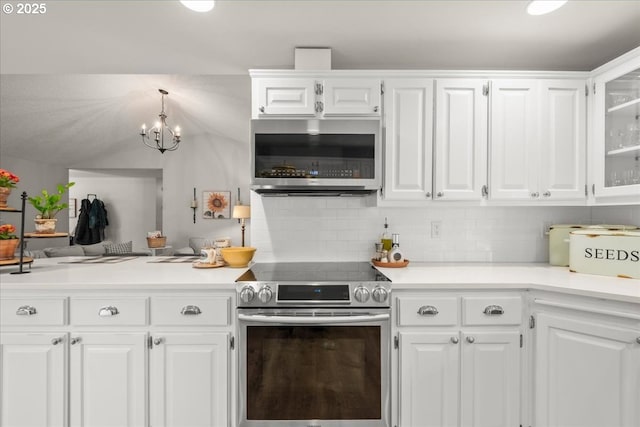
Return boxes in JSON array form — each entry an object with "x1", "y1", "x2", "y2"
[{"x1": 238, "y1": 308, "x2": 391, "y2": 427}]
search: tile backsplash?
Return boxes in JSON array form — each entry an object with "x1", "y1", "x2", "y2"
[{"x1": 250, "y1": 192, "x2": 640, "y2": 263}]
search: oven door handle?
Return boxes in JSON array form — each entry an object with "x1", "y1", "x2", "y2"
[{"x1": 238, "y1": 313, "x2": 390, "y2": 324}]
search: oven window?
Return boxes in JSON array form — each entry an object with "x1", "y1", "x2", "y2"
[{"x1": 246, "y1": 325, "x2": 381, "y2": 420}]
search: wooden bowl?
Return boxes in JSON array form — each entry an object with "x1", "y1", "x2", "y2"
[{"x1": 220, "y1": 247, "x2": 256, "y2": 268}]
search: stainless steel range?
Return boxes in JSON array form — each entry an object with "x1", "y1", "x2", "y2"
[{"x1": 236, "y1": 262, "x2": 391, "y2": 427}]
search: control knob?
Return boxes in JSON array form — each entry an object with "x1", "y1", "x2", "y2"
[
  {"x1": 240, "y1": 286, "x2": 256, "y2": 304},
  {"x1": 372, "y1": 286, "x2": 389, "y2": 303},
  {"x1": 353, "y1": 286, "x2": 370, "y2": 303},
  {"x1": 258, "y1": 286, "x2": 273, "y2": 304}
]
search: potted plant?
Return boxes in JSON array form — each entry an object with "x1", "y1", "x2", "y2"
[
  {"x1": 28, "y1": 182, "x2": 75, "y2": 234},
  {"x1": 0, "y1": 223, "x2": 19, "y2": 260},
  {"x1": 0, "y1": 168, "x2": 20, "y2": 208}
]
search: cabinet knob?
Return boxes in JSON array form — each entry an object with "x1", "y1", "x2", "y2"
[
  {"x1": 466, "y1": 336, "x2": 475, "y2": 344},
  {"x1": 98, "y1": 306, "x2": 119, "y2": 317},
  {"x1": 16, "y1": 305, "x2": 37, "y2": 316},
  {"x1": 450, "y1": 336, "x2": 459, "y2": 344},
  {"x1": 373, "y1": 106, "x2": 379, "y2": 113},
  {"x1": 483, "y1": 305, "x2": 504, "y2": 316},
  {"x1": 425, "y1": 192, "x2": 432, "y2": 198},
  {"x1": 543, "y1": 191, "x2": 551, "y2": 197},
  {"x1": 51, "y1": 337, "x2": 63, "y2": 345},
  {"x1": 436, "y1": 192, "x2": 444, "y2": 198},
  {"x1": 71, "y1": 337, "x2": 81, "y2": 345},
  {"x1": 417, "y1": 305, "x2": 439, "y2": 316},
  {"x1": 636, "y1": 337, "x2": 640, "y2": 344},
  {"x1": 481, "y1": 185, "x2": 488, "y2": 198},
  {"x1": 153, "y1": 337, "x2": 164, "y2": 346},
  {"x1": 259, "y1": 106, "x2": 265, "y2": 113},
  {"x1": 531, "y1": 192, "x2": 539, "y2": 198},
  {"x1": 180, "y1": 305, "x2": 202, "y2": 316}
]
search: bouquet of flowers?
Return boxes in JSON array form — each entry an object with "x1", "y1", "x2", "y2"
[
  {"x1": 0, "y1": 224, "x2": 18, "y2": 240},
  {"x1": 0, "y1": 169, "x2": 20, "y2": 188}
]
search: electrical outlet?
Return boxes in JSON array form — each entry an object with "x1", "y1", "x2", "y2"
[
  {"x1": 542, "y1": 221, "x2": 552, "y2": 238},
  {"x1": 431, "y1": 221, "x2": 442, "y2": 239}
]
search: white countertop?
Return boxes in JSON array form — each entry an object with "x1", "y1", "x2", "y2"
[{"x1": 1, "y1": 257, "x2": 639, "y2": 303}]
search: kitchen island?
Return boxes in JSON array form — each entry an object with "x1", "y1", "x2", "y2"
[{"x1": 1, "y1": 257, "x2": 638, "y2": 427}]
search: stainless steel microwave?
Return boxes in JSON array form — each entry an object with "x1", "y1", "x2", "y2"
[{"x1": 251, "y1": 119, "x2": 381, "y2": 196}]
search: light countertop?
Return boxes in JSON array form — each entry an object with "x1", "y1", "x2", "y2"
[{"x1": 1, "y1": 257, "x2": 639, "y2": 303}]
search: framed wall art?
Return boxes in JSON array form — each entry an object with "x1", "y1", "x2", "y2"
[{"x1": 202, "y1": 191, "x2": 231, "y2": 219}]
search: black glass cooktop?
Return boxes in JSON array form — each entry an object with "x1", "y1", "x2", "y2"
[{"x1": 236, "y1": 262, "x2": 390, "y2": 283}]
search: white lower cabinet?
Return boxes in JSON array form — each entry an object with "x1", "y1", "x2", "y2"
[
  {"x1": 150, "y1": 333, "x2": 229, "y2": 427},
  {"x1": 534, "y1": 311, "x2": 640, "y2": 427},
  {"x1": 0, "y1": 292, "x2": 234, "y2": 427},
  {"x1": 395, "y1": 292, "x2": 524, "y2": 427},
  {"x1": 70, "y1": 332, "x2": 147, "y2": 427},
  {"x1": 1, "y1": 333, "x2": 67, "y2": 427}
]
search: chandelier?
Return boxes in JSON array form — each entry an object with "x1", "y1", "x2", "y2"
[{"x1": 140, "y1": 89, "x2": 181, "y2": 154}]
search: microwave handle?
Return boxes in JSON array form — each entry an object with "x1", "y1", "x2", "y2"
[{"x1": 238, "y1": 313, "x2": 389, "y2": 325}]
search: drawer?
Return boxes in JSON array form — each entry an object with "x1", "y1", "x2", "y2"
[
  {"x1": 1, "y1": 297, "x2": 67, "y2": 326},
  {"x1": 462, "y1": 296, "x2": 522, "y2": 326},
  {"x1": 397, "y1": 296, "x2": 458, "y2": 326},
  {"x1": 151, "y1": 296, "x2": 231, "y2": 326},
  {"x1": 70, "y1": 297, "x2": 148, "y2": 326}
]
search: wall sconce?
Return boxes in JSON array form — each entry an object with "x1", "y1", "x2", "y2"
[
  {"x1": 190, "y1": 187, "x2": 198, "y2": 224},
  {"x1": 232, "y1": 205, "x2": 251, "y2": 247}
]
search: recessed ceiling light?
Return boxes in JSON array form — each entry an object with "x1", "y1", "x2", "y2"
[
  {"x1": 527, "y1": 0, "x2": 568, "y2": 15},
  {"x1": 180, "y1": 1, "x2": 215, "y2": 13}
]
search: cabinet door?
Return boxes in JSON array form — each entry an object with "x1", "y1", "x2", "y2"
[
  {"x1": 1, "y1": 333, "x2": 66, "y2": 427},
  {"x1": 460, "y1": 331, "x2": 521, "y2": 427},
  {"x1": 70, "y1": 332, "x2": 147, "y2": 427},
  {"x1": 150, "y1": 333, "x2": 229, "y2": 427},
  {"x1": 539, "y1": 80, "x2": 587, "y2": 201},
  {"x1": 398, "y1": 332, "x2": 459, "y2": 427},
  {"x1": 535, "y1": 313, "x2": 640, "y2": 427},
  {"x1": 323, "y1": 78, "x2": 381, "y2": 116},
  {"x1": 434, "y1": 79, "x2": 488, "y2": 200},
  {"x1": 591, "y1": 57, "x2": 640, "y2": 202},
  {"x1": 254, "y1": 78, "x2": 317, "y2": 117},
  {"x1": 382, "y1": 79, "x2": 434, "y2": 201},
  {"x1": 489, "y1": 80, "x2": 539, "y2": 200}
]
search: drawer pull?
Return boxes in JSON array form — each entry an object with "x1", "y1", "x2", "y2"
[
  {"x1": 483, "y1": 305, "x2": 504, "y2": 316},
  {"x1": 16, "y1": 305, "x2": 37, "y2": 316},
  {"x1": 417, "y1": 305, "x2": 439, "y2": 316},
  {"x1": 450, "y1": 336, "x2": 459, "y2": 344},
  {"x1": 51, "y1": 337, "x2": 63, "y2": 345},
  {"x1": 180, "y1": 305, "x2": 202, "y2": 316},
  {"x1": 71, "y1": 337, "x2": 81, "y2": 345},
  {"x1": 466, "y1": 336, "x2": 475, "y2": 344},
  {"x1": 98, "y1": 306, "x2": 120, "y2": 317}
]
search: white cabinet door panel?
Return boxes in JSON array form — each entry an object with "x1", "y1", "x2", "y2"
[
  {"x1": 435, "y1": 79, "x2": 488, "y2": 200},
  {"x1": 539, "y1": 80, "x2": 586, "y2": 200},
  {"x1": 535, "y1": 313, "x2": 640, "y2": 427},
  {"x1": 383, "y1": 79, "x2": 434, "y2": 200},
  {"x1": 490, "y1": 80, "x2": 539, "y2": 200},
  {"x1": 398, "y1": 332, "x2": 459, "y2": 427},
  {"x1": 150, "y1": 333, "x2": 229, "y2": 427},
  {"x1": 255, "y1": 78, "x2": 317, "y2": 116},
  {"x1": 460, "y1": 331, "x2": 521, "y2": 427},
  {"x1": 323, "y1": 78, "x2": 381, "y2": 116},
  {"x1": 70, "y1": 333, "x2": 147, "y2": 427},
  {"x1": 1, "y1": 333, "x2": 66, "y2": 427}
]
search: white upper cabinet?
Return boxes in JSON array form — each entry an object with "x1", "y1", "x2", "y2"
[
  {"x1": 254, "y1": 78, "x2": 317, "y2": 117},
  {"x1": 591, "y1": 49, "x2": 640, "y2": 203},
  {"x1": 489, "y1": 79, "x2": 586, "y2": 202},
  {"x1": 252, "y1": 75, "x2": 381, "y2": 118},
  {"x1": 323, "y1": 78, "x2": 381, "y2": 116},
  {"x1": 434, "y1": 79, "x2": 488, "y2": 201},
  {"x1": 489, "y1": 80, "x2": 540, "y2": 200},
  {"x1": 539, "y1": 80, "x2": 586, "y2": 201},
  {"x1": 382, "y1": 79, "x2": 434, "y2": 201}
]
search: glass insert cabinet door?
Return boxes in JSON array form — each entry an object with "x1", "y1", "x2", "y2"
[{"x1": 602, "y1": 67, "x2": 640, "y2": 192}]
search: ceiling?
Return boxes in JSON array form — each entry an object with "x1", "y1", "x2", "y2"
[
  {"x1": 1, "y1": 0, "x2": 640, "y2": 74},
  {"x1": 1, "y1": 1, "x2": 639, "y2": 166}
]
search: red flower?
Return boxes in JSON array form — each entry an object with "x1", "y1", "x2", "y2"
[
  {"x1": 0, "y1": 169, "x2": 20, "y2": 188},
  {"x1": 0, "y1": 224, "x2": 18, "y2": 240}
]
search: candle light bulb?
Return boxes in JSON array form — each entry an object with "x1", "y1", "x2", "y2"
[
  {"x1": 175, "y1": 126, "x2": 181, "y2": 136},
  {"x1": 155, "y1": 121, "x2": 161, "y2": 130}
]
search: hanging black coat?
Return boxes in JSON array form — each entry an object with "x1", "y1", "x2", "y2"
[{"x1": 74, "y1": 198, "x2": 109, "y2": 245}]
